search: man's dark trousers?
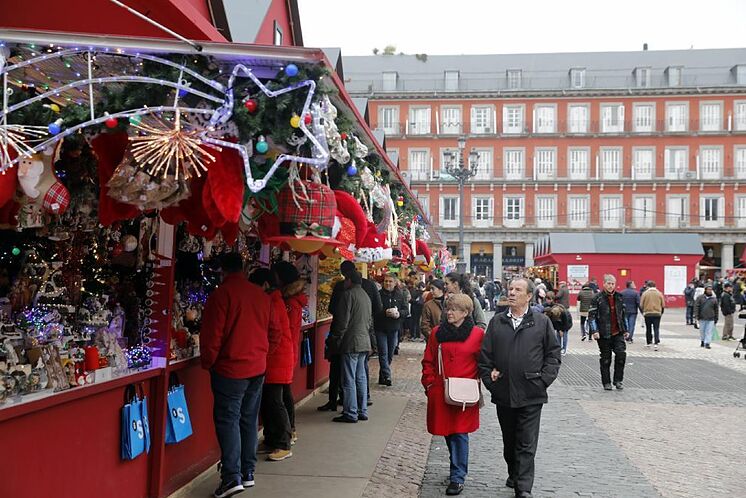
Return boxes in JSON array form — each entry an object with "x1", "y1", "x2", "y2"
[
  {"x1": 260, "y1": 383, "x2": 291, "y2": 450},
  {"x1": 644, "y1": 315, "x2": 661, "y2": 345},
  {"x1": 597, "y1": 334, "x2": 626, "y2": 384},
  {"x1": 328, "y1": 354, "x2": 343, "y2": 405},
  {"x1": 210, "y1": 371, "x2": 264, "y2": 484},
  {"x1": 496, "y1": 403, "x2": 543, "y2": 495}
]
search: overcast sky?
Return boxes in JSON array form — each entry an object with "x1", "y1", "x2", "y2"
[{"x1": 298, "y1": 0, "x2": 746, "y2": 56}]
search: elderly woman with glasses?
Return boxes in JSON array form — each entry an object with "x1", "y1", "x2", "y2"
[{"x1": 421, "y1": 294, "x2": 485, "y2": 496}]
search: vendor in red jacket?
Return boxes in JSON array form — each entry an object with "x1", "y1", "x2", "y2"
[
  {"x1": 200, "y1": 253, "x2": 272, "y2": 497},
  {"x1": 273, "y1": 261, "x2": 309, "y2": 446},
  {"x1": 421, "y1": 294, "x2": 485, "y2": 496},
  {"x1": 248, "y1": 267, "x2": 295, "y2": 463}
]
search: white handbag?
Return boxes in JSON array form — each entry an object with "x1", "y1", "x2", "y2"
[{"x1": 438, "y1": 344, "x2": 481, "y2": 411}]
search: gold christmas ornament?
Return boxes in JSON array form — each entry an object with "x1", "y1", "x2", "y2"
[{"x1": 128, "y1": 109, "x2": 220, "y2": 180}]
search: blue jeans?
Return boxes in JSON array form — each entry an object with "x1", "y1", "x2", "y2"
[
  {"x1": 445, "y1": 433, "x2": 469, "y2": 484},
  {"x1": 555, "y1": 330, "x2": 568, "y2": 352},
  {"x1": 375, "y1": 330, "x2": 398, "y2": 380},
  {"x1": 210, "y1": 371, "x2": 264, "y2": 484},
  {"x1": 625, "y1": 313, "x2": 638, "y2": 340},
  {"x1": 700, "y1": 320, "x2": 715, "y2": 345},
  {"x1": 342, "y1": 352, "x2": 368, "y2": 420}
]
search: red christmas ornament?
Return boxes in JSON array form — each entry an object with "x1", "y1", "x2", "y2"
[
  {"x1": 105, "y1": 117, "x2": 118, "y2": 129},
  {"x1": 340, "y1": 132, "x2": 348, "y2": 140},
  {"x1": 244, "y1": 99, "x2": 258, "y2": 113},
  {"x1": 304, "y1": 113, "x2": 312, "y2": 125}
]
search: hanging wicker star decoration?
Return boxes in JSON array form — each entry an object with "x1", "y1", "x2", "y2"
[
  {"x1": 0, "y1": 124, "x2": 49, "y2": 171},
  {"x1": 128, "y1": 109, "x2": 220, "y2": 180}
]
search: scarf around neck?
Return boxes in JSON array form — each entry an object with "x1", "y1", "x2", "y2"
[{"x1": 436, "y1": 316, "x2": 475, "y2": 343}]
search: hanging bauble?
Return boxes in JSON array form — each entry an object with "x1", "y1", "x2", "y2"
[
  {"x1": 11, "y1": 247, "x2": 21, "y2": 256},
  {"x1": 340, "y1": 132, "x2": 348, "y2": 141},
  {"x1": 121, "y1": 234, "x2": 138, "y2": 252},
  {"x1": 128, "y1": 115, "x2": 142, "y2": 126},
  {"x1": 48, "y1": 119, "x2": 63, "y2": 135},
  {"x1": 255, "y1": 136, "x2": 269, "y2": 154},
  {"x1": 397, "y1": 195, "x2": 404, "y2": 207},
  {"x1": 347, "y1": 161, "x2": 358, "y2": 176},
  {"x1": 244, "y1": 98, "x2": 258, "y2": 113},
  {"x1": 304, "y1": 113, "x2": 312, "y2": 125},
  {"x1": 104, "y1": 114, "x2": 118, "y2": 129},
  {"x1": 290, "y1": 114, "x2": 301, "y2": 128},
  {"x1": 284, "y1": 64, "x2": 299, "y2": 77},
  {"x1": 44, "y1": 103, "x2": 60, "y2": 113}
]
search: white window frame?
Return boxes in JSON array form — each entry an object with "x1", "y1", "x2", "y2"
[
  {"x1": 735, "y1": 65, "x2": 746, "y2": 85},
  {"x1": 601, "y1": 196, "x2": 624, "y2": 229},
  {"x1": 734, "y1": 101, "x2": 746, "y2": 131},
  {"x1": 408, "y1": 148, "x2": 431, "y2": 181},
  {"x1": 444, "y1": 70, "x2": 459, "y2": 91},
  {"x1": 666, "y1": 102, "x2": 689, "y2": 132},
  {"x1": 440, "y1": 106, "x2": 462, "y2": 135},
  {"x1": 667, "y1": 66, "x2": 682, "y2": 87},
  {"x1": 700, "y1": 195, "x2": 725, "y2": 228},
  {"x1": 535, "y1": 195, "x2": 556, "y2": 228},
  {"x1": 507, "y1": 69, "x2": 522, "y2": 89},
  {"x1": 632, "y1": 147, "x2": 655, "y2": 180},
  {"x1": 378, "y1": 106, "x2": 400, "y2": 135},
  {"x1": 667, "y1": 195, "x2": 690, "y2": 228},
  {"x1": 699, "y1": 146, "x2": 722, "y2": 180},
  {"x1": 600, "y1": 147, "x2": 623, "y2": 180},
  {"x1": 664, "y1": 147, "x2": 689, "y2": 180},
  {"x1": 570, "y1": 68, "x2": 586, "y2": 89},
  {"x1": 568, "y1": 147, "x2": 590, "y2": 180},
  {"x1": 382, "y1": 71, "x2": 398, "y2": 91},
  {"x1": 408, "y1": 106, "x2": 432, "y2": 135},
  {"x1": 633, "y1": 195, "x2": 655, "y2": 228},
  {"x1": 439, "y1": 147, "x2": 457, "y2": 172},
  {"x1": 600, "y1": 103, "x2": 624, "y2": 133},
  {"x1": 502, "y1": 105, "x2": 525, "y2": 134},
  {"x1": 699, "y1": 101, "x2": 722, "y2": 132},
  {"x1": 534, "y1": 104, "x2": 557, "y2": 134},
  {"x1": 633, "y1": 103, "x2": 656, "y2": 133},
  {"x1": 503, "y1": 148, "x2": 525, "y2": 180},
  {"x1": 534, "y1": 147, "x2": 556, "y2": 180},
  {"x1": 503, "y1": 196, "x2": 524, "y2": 227},
  {"x1": 734, "y1": 146, "x2": 746, "y2": 179},
  {"x1": 418, "y1": 194, "x2": 431, "y2": 219},
  {"x1": 470, "y1": 148, "x2": 493, "y2": 180},
  {"x1": 471, "y1": 105, "x2": 495, "y2": 134},
  {"x1": 440, "y1": 196, "x2": 459, "y2": 227},
  {"x1": 567, "y1": 104, "x2": 589, "y2": 134},
  {"x1": 736, "y1": 195, "x2": 746, "y2": 228},
  {"x1": 568, "y1": 195, "x2": 590, "y2": 228},
  {"x1": 472, "y1": 196, "x2": 494, "y2": 227},
  {"x1": 635, "y1": 67, "x2": 652, "y2": 88}
]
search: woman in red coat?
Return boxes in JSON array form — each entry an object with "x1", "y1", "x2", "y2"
[
  {"x1": 249, "y1": 268, "x2": 294, "y2": 462},
  {"x1": 421, "y1": 294, "x2": 484, "y2": 496}
]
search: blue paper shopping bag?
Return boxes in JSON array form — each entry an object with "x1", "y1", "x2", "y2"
[
  {"x1": 166, "y1": 374, "x2": 193, "y2": 444},
  {"x1": 121, "y1": 384, "x2": 148, "y2": 460},
  {"x1": 300, "y1": 332, "x2": 312, "y2": 367}
]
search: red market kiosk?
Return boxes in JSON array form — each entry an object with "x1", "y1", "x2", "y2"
[{"x1": 533, "y1": 232, "x2": 703, "y2": 308}]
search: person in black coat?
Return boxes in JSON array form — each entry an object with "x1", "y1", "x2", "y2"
[
  {"x1": 588, "y1": 275, "x2": 629, "y2": 391},
  {"x1": 479, "y1": 277, "x2": 561, "y2": 498},
  {"x1": 375, "y1": 274, "x2": 409, "y2": 386}
]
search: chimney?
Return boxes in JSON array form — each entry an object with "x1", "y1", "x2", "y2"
[{"x1": 643, "y1": 43, "x2": 648, "y2": 51}]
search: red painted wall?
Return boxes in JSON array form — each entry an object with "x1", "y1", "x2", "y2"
[{"x1": 254, "y1": 0, "x2": 296, "y2": 46}]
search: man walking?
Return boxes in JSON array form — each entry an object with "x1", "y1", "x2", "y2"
[
  {"x1": 576, "y1": 283, "x2": 595, "y2": 340},
  {"x1": 640, "y1": 281, "x2": 665, "y2": 350},
  {"x1": 720, "y1": 282, "x2": 736, "y2": 341},
  {"x1": 684, "y1": 281, "x2": 696, "y2": 325},
  {"x1": 555, "y1": 281, "x2": 570, "y2": 309},
  {"x1": 694, "y1": 284, "x2": 719, "y2": 349},
  {"x1": 375, "y1": 274, "x2": 408, "y2": 386},
  {"x1": 589, "y1": 275, "x2": 629, "y2": 390},
  {"x1": 329, "y1": 270, "x2": 373, "y2": 423},
  {"x1": 201, "y1": 253, "x2": 272, "y2": 498},
  {"x1": 479, "y1": 277, "x2": 561, "y2": 498},
  {"x1": 620, "y1": 281, "x2": 640, "y2": 344}
]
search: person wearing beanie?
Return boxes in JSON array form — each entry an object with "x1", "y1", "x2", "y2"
[{"x1": 272, "y1": 261, "x2": 308, "y2": 446}]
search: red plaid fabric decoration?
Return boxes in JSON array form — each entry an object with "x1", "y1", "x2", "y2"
[
  {"x1": 42, "y1": 181, "x2": 71, "y2": 214},
  {"x1": 277, "y1": 181, "x2": 336, "y2": 236}
]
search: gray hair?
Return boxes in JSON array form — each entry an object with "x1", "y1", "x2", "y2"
[
  {"x1": 510, "y1": 277, "x2": 535, "y2": 296},
  {"x1": 603, "y1": 274, "x2": 616, "y2": 283}
]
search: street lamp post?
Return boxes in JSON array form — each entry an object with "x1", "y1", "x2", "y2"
[{"x1": 445, "y1": 136, "x2": 479, "y2": 275}]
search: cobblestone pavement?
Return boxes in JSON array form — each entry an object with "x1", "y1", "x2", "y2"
[{"x1": 363, "y1": 310, "x2": 746, "y2": 497}]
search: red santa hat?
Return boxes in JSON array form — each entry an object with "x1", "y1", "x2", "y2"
[{"x1": 355, "y1": 221, "x2": 393, "y2": 263}]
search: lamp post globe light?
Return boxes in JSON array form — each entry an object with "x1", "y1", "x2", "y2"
[{"x1": 444, "y1": 136, "x2": 479, "y2": 274}]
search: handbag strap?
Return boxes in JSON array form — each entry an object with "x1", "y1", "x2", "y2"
[
  {"x1": 124, "y1": 384, "x2": 136, "y2": 404},
  {"x1": 437, "y1": 344, "x2": 447, "y2": 381}
]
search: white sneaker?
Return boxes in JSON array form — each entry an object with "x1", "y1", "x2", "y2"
[
  {"x1": 654, "y1": 344, "x2": 659, "y2": 351},
  {"x1": 646, "y1": 343, "x2": 651, "y2": 349}
]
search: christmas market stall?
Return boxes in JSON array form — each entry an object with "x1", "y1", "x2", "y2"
[{"x1": 0, "y1": 29, "x2": 434, "y2": 498}]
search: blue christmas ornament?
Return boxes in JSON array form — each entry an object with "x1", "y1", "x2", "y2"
[
  {"x1": 347, "y1": 161, "x2": 358, "y2": 176},
  {"x1": 48, "y1": 119, "x2": 63, "y2": 135},
  {"x1": 178, "y1": 88, "x2": 188, "y2": 97},
  {"x1": 255, "y1": 136, "x2": 269, "y2": 154},
  {"x1": 284, "y1": 64, "x2": 299, "y2": 77}
]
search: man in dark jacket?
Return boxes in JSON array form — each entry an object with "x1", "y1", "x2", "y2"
[
  {"x1": 576, "y1": 284, "x2": 595, "y2": 339},
  {"x1": 620, "y1": 281, "x2": 640, "y2": 343},
  {"x1": 694, "y1": 284, "x2": 719, "y2": 348},
  {"x1": 329, "y1": 271, "x2": 373, "y2": 423},
  {"x1": 684, "y1": 281, "x2": 696, "y2": 325},
  {"x1": 720, "y1": 282, "x2": 736, "y2": 340},
  {"x1": 375, "y1": 274, "x2": 409, "y2": 386},
  {"x1": 589, "y1": 275, "x2": 629, "y2": 391},
  {"x1": 555, "y1": 281, "x2": 570, "y2": 309},
  {"x1": 201, "y1": 253, "x2": 272, "y2": 497},
  {"x1": 479, "y1": 277, "x2": 561, "y2": 498}
]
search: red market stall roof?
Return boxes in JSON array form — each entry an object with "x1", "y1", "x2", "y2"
[{"x1": 535, "y1": 232, "x2": 703, "y2": 261}]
